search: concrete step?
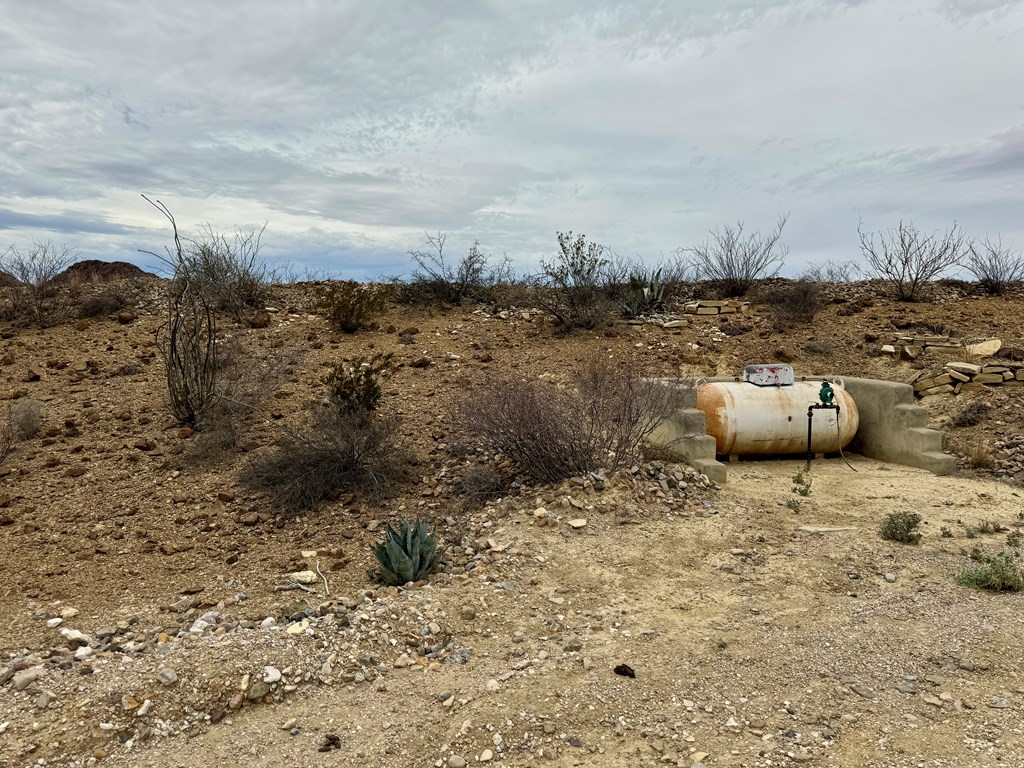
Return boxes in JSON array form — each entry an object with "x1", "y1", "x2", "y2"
[
  {"x1": 919, "y1": 451, "x2": 957, "y2": 476},
  {"x1": 680, "y1": 408, "x2": 708, "y2": 434},
  {"x1": 692, "y1": 457, "x2": 727, "y2": 484},
  {"x1": 892, "y1": 403, "x2": 928, "y2": 428},
  {"x1": 906, "y1": 427, "x2": 943, "y2": 453}
]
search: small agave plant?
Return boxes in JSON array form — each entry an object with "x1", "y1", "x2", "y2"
[{"x1": 371, "y1": 518, "x2": 442, "y2": 586}]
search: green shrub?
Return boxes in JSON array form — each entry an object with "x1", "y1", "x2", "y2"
[
  {"x1": 371, "y1": 518, "x2": 442, "y2": 586},
  {"x1": 324, "y1": 353, "x2": 392, "y2": 415},
  {"x1": 791, "y1": 472, "x2": 812, "y2": 497},
  {"x1": 532, "y1": 232, "x2": 616, "y2": 331},
  {"x1": 311, "y1": 281, "x2": 391, "y2": 333},
  {"x1": 956, "y1": 550, "x2": 1024, "y2": 592},
  {"x1": 880, "y1": 511, "x2": 922, "y2": 544},
  {"x1": 173, "y1": 226, "x2": 271, "y2": 324}
]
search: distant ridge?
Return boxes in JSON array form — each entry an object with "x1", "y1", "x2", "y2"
[{"x1": 55, "y1": 259, "x2": 156, "y2": 283}]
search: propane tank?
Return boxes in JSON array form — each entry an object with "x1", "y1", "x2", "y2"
[{"x1": 697, "y1": 378, "x2": 859, "y2": 457}]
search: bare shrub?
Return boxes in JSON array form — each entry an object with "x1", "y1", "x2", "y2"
[
  {"x1": 9, "y1": 399, "x2": 44, "y2": 440},
  {"x1": 141, "y1": 195, "x2": 273, "y2": 325},
  {"x1": 0, "y1": 241, "x2": 78, "y2": 326},
  {"x1": 159, "y1": 285, "x2": 217, "y2": 427},
  {"x1": 755, "y1": 278, "x2": 823, "y2": 326},
  {"x1": 858, "y1": 219, "x2": 970, "y2": 301},
  {"x1": 684, "y1": 214, "x2": 789, "y2": 298},
  {"x1": 532, "y1": 232, "x2": 616, "y2": 331},
  {"x1": 77, "y1": 286, "x2": 132, "y2": 318},
  {"x1": 600, "y1": 251, "x2": 639, "y2": 298},
  {"x1": 803, "y1": 259, "x2": 862, "y2": 283},
  {"x1": 456, "y1": 464, "x2": 509, "y2": 502},
  {"x1": 961, "y1": 235, "x2": 1024, "y2": 295},
  {"x1": 240, "y1": 410, "x2": 411, "y2": 513},
  {"x1": 459, "y1": 361, "x2": 686, "y2": 483},
  {"x1": 213, "y1": 335, "x2": 285, "y2": 432},
  {"x1": 404, "y1": 232, "x2": 513, "y2": 305},
  {"x1": 967, "y1": 440, "x2": 994, "y2": 469},
  {"x1": 951, "y1": 401, "x2": 990, "y2": 428},
  {"x1": 0, "y1": 410, "x2": 13, "y2": 466},
  {"x1": 312, "y1": 281, "x2": 391, "y2": 333},
  {"x1": 656, "y1": 252, "x2": 695, "y2": 303}
]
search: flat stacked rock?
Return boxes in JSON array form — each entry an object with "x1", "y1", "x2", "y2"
[{"x1": 682, "y1": 300, "x2": 749, "y2": 315}]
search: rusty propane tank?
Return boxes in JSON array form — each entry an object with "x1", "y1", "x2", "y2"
[{"x1": 696, "y1": 376, "x2": 859, "y2": 457}]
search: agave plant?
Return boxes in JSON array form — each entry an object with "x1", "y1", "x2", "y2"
[
  {"x1": 371, "y1": 518, "x2": 442, "y2": 586},
  {"x1": 623, "y1": 268, "x2": 665, "y2": 318}
]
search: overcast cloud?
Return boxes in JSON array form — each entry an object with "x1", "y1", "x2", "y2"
[{"x1": 1, "y1": 0, "x2": 1022, "y2": 279}]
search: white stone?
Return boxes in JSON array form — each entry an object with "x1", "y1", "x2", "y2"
[
  {"x1": 263, "y1": 666, "x2": 282, "y2": 684},
  {"x1": 965, "y1": 339, "x2": 1001, "y2": 357}
]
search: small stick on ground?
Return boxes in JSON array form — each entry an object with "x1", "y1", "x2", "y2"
[
  {"x1": 316, "y1": 560, "x2": 330, "y2": 596},
  {"x1": 273, "y1": 581, "x2": 318, "y2": 594}
]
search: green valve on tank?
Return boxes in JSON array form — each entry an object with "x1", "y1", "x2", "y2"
[{"x1": 819, "y1": 379, "x2": 835, "y2": 406}]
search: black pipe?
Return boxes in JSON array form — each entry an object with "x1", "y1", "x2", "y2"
[{"x1": 806, "y1": 404, "x2": 841, "y2": 470}]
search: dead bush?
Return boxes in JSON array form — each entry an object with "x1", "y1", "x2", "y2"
[
  {"x1": 961, "y1": 235, "x2": 1024, "y2": 295},
  {"x1": 77, "y1": 286, "x2": 132, "y2": 318},
  {"x1": 0, "y1": 241, "x2": 78, "y2": 326},
  {"x1": 0, "y1": 410, "x2": 13, "y2": 466},
  {"x1": 312, "y1": 281, "x2": 391, "y2": 333},
  {"x1": 684, "y1": 214, "x2": 789, "y2": 298},
  {"x1": 967, "y1": 440, "x2": 994, "y2": 469},
  {"x1": 159, "y1": 286, "x2": 218, "y2": 427},
  {"x1": 459, "y1": 361, "x2": 686, "y2": 483},
  {"x1": 951, "y1": 401, "x2": 990, "y2": 428},
  {"x1": 755, "y1": 278, "x2": 824, "y2": 326},
  {"x1": 803, "y1": 259, "x2": 862, "y2": 283},
  {"x1": 240, "y1": 410, "x2": 411, "y2": 513},
  {"x1": 141, "y1": 195, "x2": 274, "y2": 326},
  {"x1": 858, "y1": 219, "x2": 970, "y2": 301},
  {"x1": 175, "y1": 334, "x2": 287, "y2": 464},
  {"x1": 402, "y1": 232, "x2": 514, "y2": 305},
  {"x1": 455, "y1": 464, "x2": 509, "y2": 502},
  {"x1": 9, "y1": 399, "x2": 43, "y2": 440}
]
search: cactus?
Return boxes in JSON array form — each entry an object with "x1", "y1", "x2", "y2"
[{"x1": 371, "y1": 518, "x2": 441, "y2": 586}]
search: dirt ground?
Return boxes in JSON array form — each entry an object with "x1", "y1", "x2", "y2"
[{"x1": 1, "y1": 278, "x2": 1023, "y2": 768}]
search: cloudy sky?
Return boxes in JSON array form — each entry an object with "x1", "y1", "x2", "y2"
[{"x1": 2, "y1": 0, "x2": 1023, "y2": 279}]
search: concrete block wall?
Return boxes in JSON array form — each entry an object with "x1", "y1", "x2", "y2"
[{"x1": 839, "y1": 376, "x2": 956, "y2": 475}]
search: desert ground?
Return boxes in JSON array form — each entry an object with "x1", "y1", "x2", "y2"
[{"x1": 1, "y1": 273, "x2": 1023, "y2": 768}]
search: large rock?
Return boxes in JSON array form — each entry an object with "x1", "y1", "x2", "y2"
[{"x1": 965, "y1": 339, "x2": 1001, "y2": 357}]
